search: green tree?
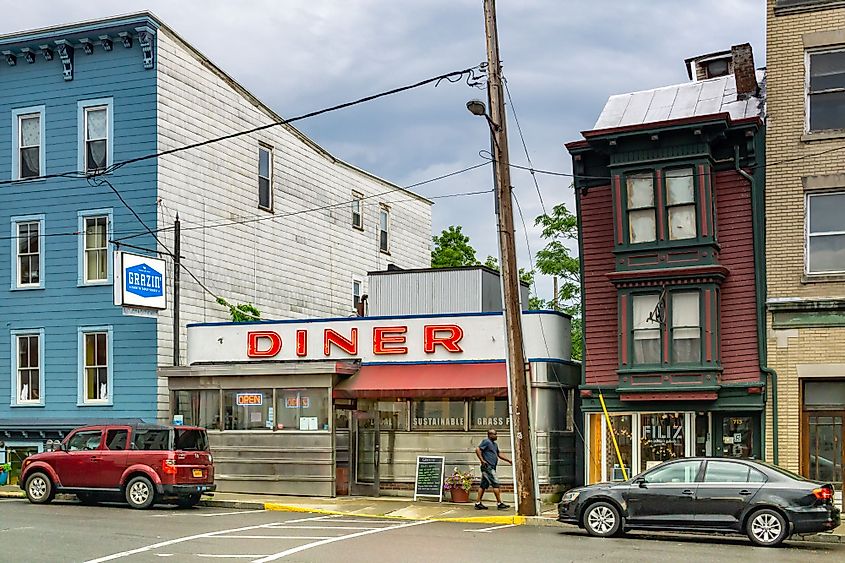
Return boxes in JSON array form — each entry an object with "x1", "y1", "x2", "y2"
[
  {"x1": 216, "y1": 297, "x2": 261, "y2": 322},
  {"x1": 431, "y1": 225, "x2": 478, "y2": 268},
  {"x1": 534, "y1": 202, "x2": 582, "y2": 360}
]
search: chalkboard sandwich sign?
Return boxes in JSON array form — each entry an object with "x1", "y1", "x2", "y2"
[{"x1": 414, "y1": 455, "x2": 445, "y2": 502}]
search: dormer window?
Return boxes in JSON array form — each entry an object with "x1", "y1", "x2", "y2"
[{"x1": 705, "y1": 59, "x2": 729, "y2": 78}]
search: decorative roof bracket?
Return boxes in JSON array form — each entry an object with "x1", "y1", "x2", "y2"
[
  {"x1": 136, "y1": 26, "x2": 155, "y2": 69},
  {"x1": 55, "y1": 40, "x2": 73, "y2": 81}
]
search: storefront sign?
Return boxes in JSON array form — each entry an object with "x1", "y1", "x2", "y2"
[
  {"x1": 641, "y1": 423, "x2": 683, "y2": 445},
  {"x1": 187, "y1": 312, "x2": 570, "y2": 365},
  {"x1": 285, "y1": 396, "x2": 310, "y2": 409},
  {"x1": 113, "y1": 252, "x2": 167, "y2": 310},
  {"x1": 414, "y1": 455, "x2": 445, "y2": 501},
  {"x1": 236, "y1": 393, "x2": 263, "y2": 406},
  {"x1": 413, "y1": 416, "x2": 465, "y2": 429}
]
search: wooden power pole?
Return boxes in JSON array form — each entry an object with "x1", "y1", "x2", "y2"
[{"x1": 482, "y1": 0, "x2": 538, "y2": 516}]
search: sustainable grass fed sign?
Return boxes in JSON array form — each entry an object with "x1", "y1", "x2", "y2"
[
  {"x1": 113, "y1": 252, "x2": 167, "y2": 310},
  {"x1": 186, "y1": 312, "x2": 570, "y2": 365}
]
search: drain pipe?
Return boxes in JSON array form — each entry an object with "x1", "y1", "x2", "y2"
[{"x1": 735, "y1": 145, "x2": 779, "y2": 465}]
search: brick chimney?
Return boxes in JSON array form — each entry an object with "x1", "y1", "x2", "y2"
[{"x1": 731, "y1": 43, "x2": 758, "y2": 100}]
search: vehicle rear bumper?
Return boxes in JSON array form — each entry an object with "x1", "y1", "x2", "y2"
[
  {"x1": 787, "y1": 505, "x2": 841, "y2": 535},
  {"x1": 158, "y1": 483, "x2": 216, "y2": 496}
]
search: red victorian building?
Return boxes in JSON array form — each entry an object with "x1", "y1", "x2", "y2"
[{"x1": 566, "y1": 45, "x2": 769, "y2": 484}]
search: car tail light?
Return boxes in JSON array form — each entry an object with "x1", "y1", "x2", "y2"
[
  {"x1": 162, "y1": 458, "x2": 177, "y2": 475},
  {"x1": 812, "y1": 487, "x2": 833, "y2": 501}
]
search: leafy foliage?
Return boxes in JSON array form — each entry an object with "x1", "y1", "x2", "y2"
[
  {"x1": 443, "y1": 467, "x2": 475, "y2": 492},
  {"x1": 431, "y1": 225, "x2": 478, "y2": 268},
  {"x1": 216, "y1": 297, "x2": 261, "y2": 322}
]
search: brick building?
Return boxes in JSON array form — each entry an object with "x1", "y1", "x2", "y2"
[
  {"x1": 765, "y1": 0, "x2": 845, "y2": 494},
  {"x1": 566, "y1": 45, "x2": 767, "y2": 484}
]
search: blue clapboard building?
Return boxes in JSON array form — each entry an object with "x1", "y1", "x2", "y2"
[{"x1": 0, "y1": 12, "x2": 433, "y2": 477}]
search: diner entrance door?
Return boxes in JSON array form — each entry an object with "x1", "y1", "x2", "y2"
[{"x1": 350, "y1": 400, "x2": 380, "y2": 496}]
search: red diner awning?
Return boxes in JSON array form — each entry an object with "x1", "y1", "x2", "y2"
[{"x1": 333, "y1": 362, "x2": 508, "y2": 399}]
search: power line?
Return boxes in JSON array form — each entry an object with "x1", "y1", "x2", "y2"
[{"x1": 503, "y1": 77, "x2": 547, "y2": 215}]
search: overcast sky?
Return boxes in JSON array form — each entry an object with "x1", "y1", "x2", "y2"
[{"x1": 2, "y1": 0, "x2": 766, "y2": 300}]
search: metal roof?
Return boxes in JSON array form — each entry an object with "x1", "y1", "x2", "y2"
[{"x1": 594, "y1": 70, "x2": 765, "y2": 130}]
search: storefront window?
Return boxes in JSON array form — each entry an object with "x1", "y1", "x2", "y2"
[
  {"x1": 224, "y1": 390, "x2": 272, "y2": 430},
  {"x1": 605, "y1": 415, "x2": 633, "y2": 481},
  {"x1": 377, "y1": 401, "x2": 408, "y2": 431},
  {"x1": 275, "y1": 389, "x2": 330, "y2": 431},
  {"x1": 470, "y1": 398, "x2": 510, "y2": 431},
  {"x1": 640, "y1": 413, "x2": 686, "y2": 472},
  {"x1": 172, "y1": 390, "x2": 221, "y2": 430},
  {"x1": 412, "y1": 399, "x2": 466, "y2": 431}
]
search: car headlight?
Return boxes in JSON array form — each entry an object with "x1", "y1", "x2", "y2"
[{"x1": 561, "y1": 490, "x2": 581, "y2": 503}]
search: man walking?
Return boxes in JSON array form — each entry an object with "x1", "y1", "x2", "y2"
[{"x1": 474, "y1": 429, "x2": 511, "y2": 510}]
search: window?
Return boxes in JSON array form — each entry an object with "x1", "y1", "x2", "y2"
[
  {"x1": 67, "y1": 430, "x2": 103, "y2": 452},
  {"x1": 276, "y1": 389, "x2": 330, "y2": 431},
  {"x1": 412, "y1": 399, "x2": 465, "y2": 430},
  {"x1": 626, "y1": 173, "x2": 656, "y2": 243},
  {"x1": 632, "y1": 294, "x2": 661, "y2": 364},
  {"x1": 105, "y1": 429, "x2": 128, "y2": 451},
  {"x1": 470, "y1": 398, "x2": 510, "y2": 431},
  {"x1": 807, "y1": 49, "x2": 845, "y2": 132},
  {"x1": 12, "y1": 331, "x2": 43, "y2": 406},
  {"x1": 258, "y1": 146, "x2": 273, "y2": 211},
  {"x1": 671, "y1": 292, "x2": 701, "y2": 363},
  {"x1": 353, "y1": 280, "x2": 362, "y2": 311},
  {"x1": 11, "y1": 106, "x2": 45, "y2": 180},
  {"x1": 79, "y1": 328, "x2": 111, "y2": 405},
  {"x1": 379, "y1": 205, "x2": 390, "y2": 253},
  {"x1": 665, "y1": 168, "x2": 696, "y2": 240},
  {"x1": 12, "y1": 216, "x2": 44, "y2": 289},
  {"x1": 703, "y1": 461, "x2": 751, "y2": 483},
  {"x1": 174, "y1": 429, "x2": 209, "y2": 451},
  {"x1": 78, "y1": 99, "x2": 112, "y2": 173},
  {"x1": 807, "y1": 192, "x2": 845, "y2": 274},
  {"x1": 81, "y1": 214, "x2": 109, "y2": 283},
  {"x1": 352, "y1": 191, "x2": 364, "y2": 229},
  {"x1": 172, "y1": 390, "x2": 222, "y2": 430},
  {"x1": 133, "y1": 429, "x2": 170, "y2": 451},
  {"x1": 224, "y1": 390, "x2": 272, "y2": 430},
  {"x1": 604, "y1": 415, "x2": 633, "y2": 481},
  {"x1": 644, "y1": 459, "x2": 700, "y2": 484},
  {"x1": 640, "y1": 413, "x2": 686, "y2": 472}
]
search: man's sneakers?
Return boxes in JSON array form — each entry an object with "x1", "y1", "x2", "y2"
[
  {"x1": 497, "y1": 502, "x2": 510, "y2": 510},
  {"x1": 474, "y1": 503, "x2": 488, "y2": 510}
]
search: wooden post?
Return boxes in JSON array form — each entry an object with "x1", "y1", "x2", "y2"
[{"x1": 173, "y1": 214, "x2": 181, "y2": 366}]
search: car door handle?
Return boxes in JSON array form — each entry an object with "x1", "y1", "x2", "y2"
[
  {"x1": 739, "y1": 490, "x2": 752, "y2": 496},
  {"x1": 90, "y1": 456, "x2": 101, "y2": 462},
  {"x1": 682, "y1": 489, "x2": 695, "y2": 495}
]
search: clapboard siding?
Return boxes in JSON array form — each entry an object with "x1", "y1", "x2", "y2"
[
  {"x1": 154, "y1": 29, "x2": 432, "y2": 373},
  {"x1": 0, "y1": 29, "x2": 159, "y2": 421},
  {"x1": 714, "y1": 170, "x2": 760, "y2": 383}
]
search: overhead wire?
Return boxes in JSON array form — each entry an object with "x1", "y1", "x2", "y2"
[{"x1": 503, "y1": 76, "x2": 547, "y2": 215}]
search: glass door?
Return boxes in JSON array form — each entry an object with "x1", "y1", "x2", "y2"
[
  {"x1": 350, "y1": 400, "x2": 380, "y2": 496},
  {"x1": 713, "y1": 414, "x2": 759, "y2": 459},
  {"x1": 803, "y1": 411, "x2": 844, "y2": 491}
]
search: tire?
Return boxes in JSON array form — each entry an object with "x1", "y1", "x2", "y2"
[
  {"x1": 24, "y1": 472, "x2": 55, "y2": 505},
  {"x1": 582, "y1": 501, "x2": 623, "y2": 538},
  {"x1": 746, "y1": 508, "x2": 788, "y2": 547},
  {"x1": 176, "y1": 493, "x2": 201, "y2": 508},
  {"x1": 77, "y1": 493, "x2": 99, "y2": 505},
  {"x1": 125, "y1": 476, "x2": 156, "y2": 510}
]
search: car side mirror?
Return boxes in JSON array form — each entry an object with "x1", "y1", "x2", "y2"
[{"x1": 633, "y1": 477, "x2": 647, "y2": 487}]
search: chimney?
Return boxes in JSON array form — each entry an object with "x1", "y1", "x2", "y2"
[{"x1": 731, "y1": 43, "x2": 758, "y2": 100}]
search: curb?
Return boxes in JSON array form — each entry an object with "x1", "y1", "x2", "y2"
[
  {"x1": 262, "y1": 502, "x2": 527, "y2": 525},
  {"x1": 0, "y1": 491, "x2": 24, "y2": 499},
  {"x1": 198, "y1": 498, "x2": 265, "y2": 511}
]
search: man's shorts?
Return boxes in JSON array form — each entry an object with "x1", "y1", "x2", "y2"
[{"x1": 480, "y1": 465, "x2": 499, "y2": 489}]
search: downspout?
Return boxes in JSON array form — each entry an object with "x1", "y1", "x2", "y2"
[{"x1": 735, "y1": 143, "x2": 778, "y2": 465}]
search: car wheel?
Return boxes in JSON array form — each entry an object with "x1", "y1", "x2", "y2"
[
  {"x1": 746, "y1": 508, "x2": 788, "y2": 547},
  {"x1": 582, "y1": 501, "x2": 622, "y2": 538},
  {"x1": 25, "y1": 472, "x2": 55, "y2": 504},
  {"x1": 77, "y1": 493, "x2": 99, "y2": 505},
  {"x1": 125, "y1": 476, "x2": 156, "y2": 510},
  {"x1": 176, "y1": 493, "x2": 202, "y2": 509}
]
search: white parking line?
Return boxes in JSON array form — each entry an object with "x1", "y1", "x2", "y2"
[
  {"x1": 210, "y1": 536, "x2": 332, "y2": 540},
  {"x1": 198, "y1": 510, "x2": 267, "y2": 518},
  {"x1": 464, "y1": 523, "x2": 518, "y2": 533},
  {"x1": 263, "y1": 525, "x2": 378, "y2": 530},
  {"x1": 197, "y1": 556, "x2": 267, "y2": 559},
  {"x1": 252, "y1": 519, "x2": 432, "y2": 562},
  {"x1": 82, "y1": 515, "x2": 340, "y2": 563}
]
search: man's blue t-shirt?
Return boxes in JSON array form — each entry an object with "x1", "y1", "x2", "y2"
[{"x1": 478, "y1": 438, "x2": 499, "y2": 469}]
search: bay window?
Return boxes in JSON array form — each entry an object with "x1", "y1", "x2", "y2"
[
  {"x1": 627, "y1": 173, "x2": 656, "y2": 243},
  {"x1": 665, "y1": 168, "x2": 697, "y2": 240},
  {"x1": 632, "y1": 294, "x2": 661, "y2": 364},
  {"x1": 671, "y1": 292, "x2": 701, "y2": 363},
  {"x1": 627, "y1": 289, "x2": 705, "y2": 367}
]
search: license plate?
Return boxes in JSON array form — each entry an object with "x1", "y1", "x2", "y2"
[{"x1": 192, "y1": 469, "x2": 203, "y2": 478}]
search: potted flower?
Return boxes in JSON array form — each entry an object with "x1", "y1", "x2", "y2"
[
  {"x1": 443, "y1": 467, "x2": 474, "y2": 503},
  {"x1": 0, "y1": 462, "x2": 10, "y2": 486}
]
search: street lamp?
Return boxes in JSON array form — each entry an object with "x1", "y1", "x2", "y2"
[{"x1": 466, "y1": 99, "x2": 500, "y2": 133}]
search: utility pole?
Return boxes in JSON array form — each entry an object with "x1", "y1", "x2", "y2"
[
  {"x1": 482, "y1": 0, "x2": 538, "y2": 516},
  {"x1": 173, "y1": 214, "x2": 181, "y2": 367}
]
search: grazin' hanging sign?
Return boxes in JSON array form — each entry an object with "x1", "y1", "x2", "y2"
[{"x1": 113, "y1": 251, "x2": 167, "y2": 310}]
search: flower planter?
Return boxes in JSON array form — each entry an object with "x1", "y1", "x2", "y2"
[{"x1": 449, "y1": 487, "x2": 471, "y2": 503}]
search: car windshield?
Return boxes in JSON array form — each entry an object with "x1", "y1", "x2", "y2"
[
  {"x1": 755, "y1": 460, "x2": 814, "y2": 482},
  {"x1": 174, "y1": 429, "x2": 208, "y2": 451}
]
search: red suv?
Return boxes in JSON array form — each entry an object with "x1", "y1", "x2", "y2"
[{"x1": 19, "y1": 423, "x2": 215, "y2": 509}]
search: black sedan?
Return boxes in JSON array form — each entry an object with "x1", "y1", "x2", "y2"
[{"x1": 558, "y1": 457, "x2": 840, "y2": 547}]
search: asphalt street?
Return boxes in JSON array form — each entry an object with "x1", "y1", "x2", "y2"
[{"x1": 0, "y1": 497, "x2": 842, "y2": 562}]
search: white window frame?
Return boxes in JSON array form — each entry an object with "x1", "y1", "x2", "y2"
[
  {"x1": 379, "y1": 204, "x2": 390, "y2": 254},
  {"x1": 805, "y1": 47, "x2": 845, "y2": 133},
  {"x1": 805, "y1": 191, "x2": 845, "y2": 274},
  {"x1": 10, "y1": 329, "x2": 45, "y2": 407},
  {"x1": 77, "y1": 98, "x2": 114, "y2": 173},
  {"x1": 352, "y1": 191, "x2": 364, "y2": 230},
  {"x1": 11, "y1": 105, "x2": 46, "y2": 181},
  {"x1": 10, "y1": 214, "x2": 45, "y2": 290},
  {"x1": 77, "y1": 209, "x2": 113, "y2": 285},
  {"x1": 258, "y1": 145, "x2": 273, "y2": 212},
  {"x1": 78, "y1": 326, "x2": 113, "y2": 406}
]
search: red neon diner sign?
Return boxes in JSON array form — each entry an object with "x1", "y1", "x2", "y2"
[{"x1": 246, "y1": 324, "x2": 464, "y2": 359}]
